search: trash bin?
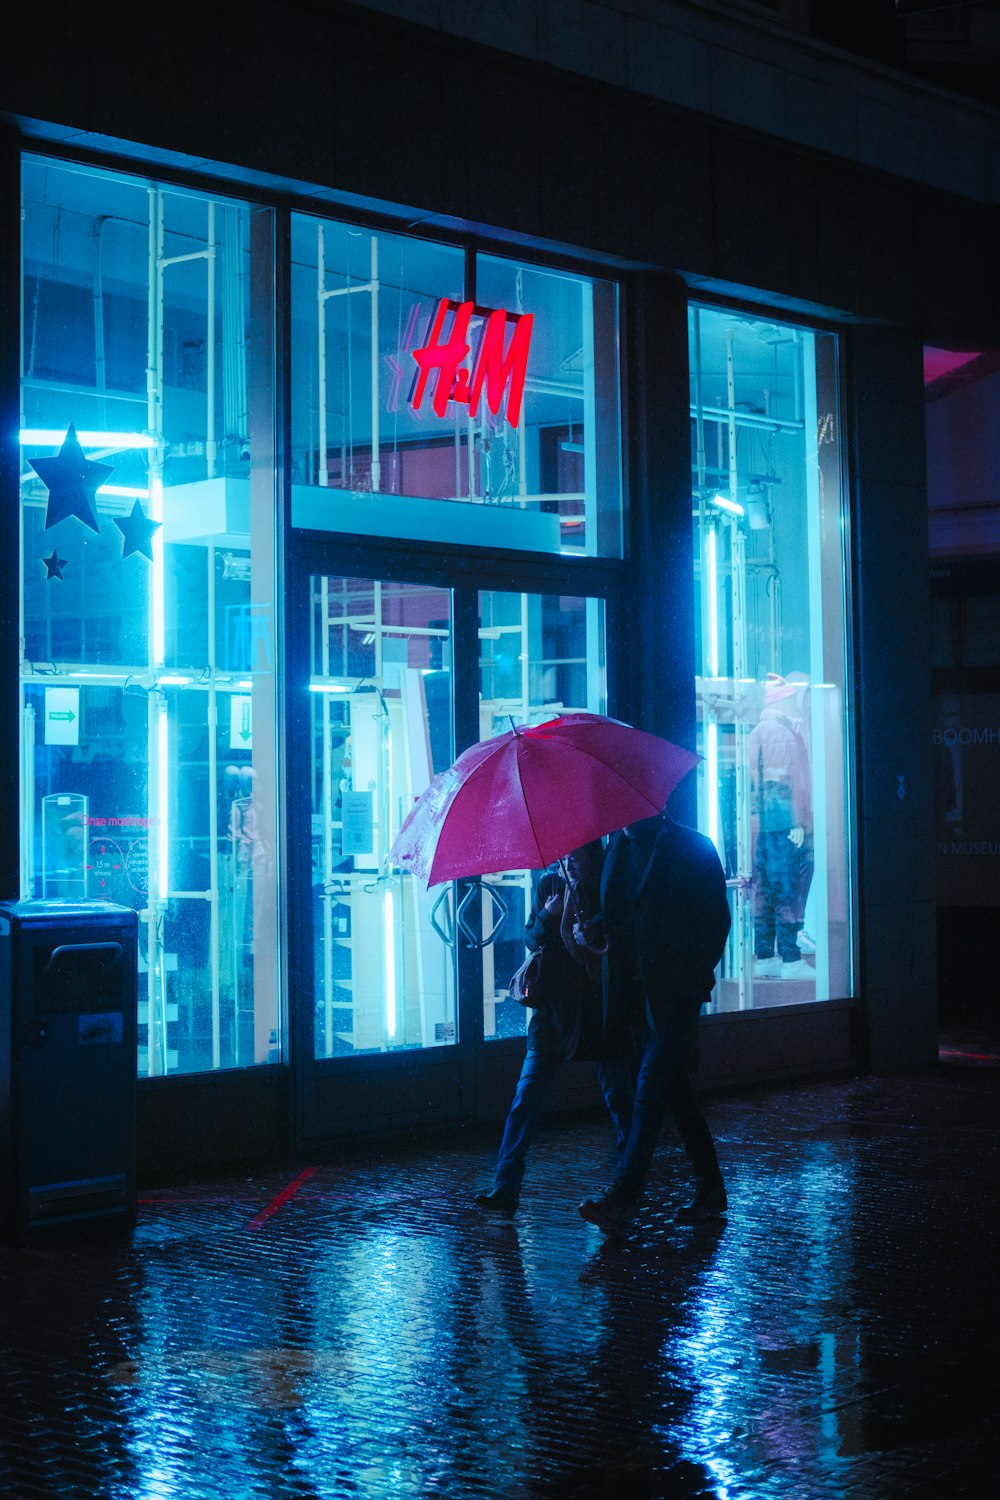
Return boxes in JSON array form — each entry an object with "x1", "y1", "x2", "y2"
[{"x1": 0, "y1": 899, "x2": 138, "y2": 1244}]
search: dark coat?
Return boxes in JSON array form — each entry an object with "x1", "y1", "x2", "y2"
[
  {"x1": 523, "y1": 867, "x2": 603, "y2": 1061},
  {"x1": 600, "y1": 814, "x2": 731, "y2": 1040}
]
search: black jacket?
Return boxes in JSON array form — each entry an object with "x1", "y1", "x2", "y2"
[
  {"x1": 601, "y1": 814, "x2": 731, "y2": 1038},
  {"x1": 523, "y1": 867, "x2": 603, "y2": 1061}
]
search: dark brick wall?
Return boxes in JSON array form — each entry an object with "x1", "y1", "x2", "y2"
[{"x1": 2, "y1": 3, "x2": 997, "y2": 346}]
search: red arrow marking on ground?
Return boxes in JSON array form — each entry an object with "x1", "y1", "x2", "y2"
[{"x1": 245, "y1": 1166, "x2": 318, "y2": 1229}]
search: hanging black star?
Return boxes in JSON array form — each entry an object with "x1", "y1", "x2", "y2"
[
  {"x1": 114, "y1": 499, "x2": 161, "y2": 562},
  {"x1": 42, "y1": 549, "x2": 67, "y2": 581},
  {"x1": 27, "y1": 423, "x2": 114, "y2": 534}
]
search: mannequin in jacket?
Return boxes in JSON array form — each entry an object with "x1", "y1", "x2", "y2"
[{"x1": 748, "y1": 673, "x2": 814, "y2": 980}]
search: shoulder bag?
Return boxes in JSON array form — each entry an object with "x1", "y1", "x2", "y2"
[{"x1": 508, "y1": 946, "x2": 548, "y2": 1007}]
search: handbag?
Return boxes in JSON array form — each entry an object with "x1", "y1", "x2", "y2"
[{"x1": 508, "y1": 947, "x2": 548, "y2": 1007}]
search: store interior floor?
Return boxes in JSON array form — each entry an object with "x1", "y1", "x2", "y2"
[{"x1": 2, "y1": 1022, "x2": 998, "y2": 1500}]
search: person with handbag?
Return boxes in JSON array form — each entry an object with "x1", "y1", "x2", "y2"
[{"x1": 474, "y1": 840, "x2": 634, "y2": 1218}]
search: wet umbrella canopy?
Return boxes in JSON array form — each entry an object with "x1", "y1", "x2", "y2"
[{"x1": 389, "y1": 712, "x2": 700, "y2": 885}]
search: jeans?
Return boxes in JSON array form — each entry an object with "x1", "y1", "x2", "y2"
[
  {"x1": 614, "y1": 1021, "x2": 721, "y2": 1199},
  {"x1": 754, "y1": 828, "x2": 808, "y2": 962},
  {"x1": 494, "y1": 1049, "x2": 634, "y2": 1197}
]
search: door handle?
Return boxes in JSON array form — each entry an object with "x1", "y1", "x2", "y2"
[
  {"x1": 429, "y1": 887, "x2": 455, "y2": 946},
  {"x1": 429, "y1": 881, "x2": 509, "y2": 949},
  {"x1": 456, "y1": 879, "x2": 508, "y2": 950}
]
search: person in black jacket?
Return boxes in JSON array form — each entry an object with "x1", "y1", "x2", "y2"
[
  {"x1": 474, "y1": 840, "x2": 633, "y2": 1218},
  {"x1": 579, "y1": 810, "x2": 732, "y2": 1236}
]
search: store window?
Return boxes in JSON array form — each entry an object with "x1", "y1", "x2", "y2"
[
  {"x1": 20, "y1": 156, "x2": 280, "y2": 1075},
  {"x1": 925, "y1": 345, "x2": 1000, "y2": 912},
  {"x1": 689, "y1": 304, "x2": 852, "y2": 1009},
  {"x1": 291, "y1": 213, "x2": 622, "y2": 556},
  {"x1": 309, "y1": 577, "x2": 456, "y2": 1057},
  {"x1": 478, "y1": 591, "x2": 607, "y2": 1040}
]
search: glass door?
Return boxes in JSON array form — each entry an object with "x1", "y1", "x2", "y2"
[
  {"x1": 288, "y1": 551, "x2": 613, "y2": 1143},
  {"x1": 477, "y1": 589, "x2": 607, "y2": 1045},
  {"x1": 308, "y1": 575, "x2": 457, "y2": 1060}
]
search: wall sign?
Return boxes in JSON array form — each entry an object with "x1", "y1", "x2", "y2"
[
  {"x1": 341, "y1": 790, "x2": 374, "y2": 856},
  {"x1": 44, "y1": 686, "x2": 80, "y2": 746},
  {"x1": 411, "y1": 299, "x2": 534, "y2": 429},
  {"x1": 230, "y1": 694, "x2": 253, "y2": 751}
]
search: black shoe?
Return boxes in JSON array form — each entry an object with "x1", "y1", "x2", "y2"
[
  {"x1": 474, "y1": 1187, "x2": 518, "y2": 1218},
  {"x1": 675, "y1": 1181, "x2": 728, "y2": 1223},
  {"x1": 578, "y1": 1187, "x2": 638, "y2": 1237}
]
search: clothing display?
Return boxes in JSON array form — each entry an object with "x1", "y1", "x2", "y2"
[{"x1": 748, "y1": 677, "x2": 814, "y2": 971}]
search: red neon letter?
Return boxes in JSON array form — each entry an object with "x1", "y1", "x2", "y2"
[
  {"x1": 411, "y1": 299, "x2": 474, "y2": 418},
  {"x1": 468, "y1": 310, "x2": 533, "y2": 429}
]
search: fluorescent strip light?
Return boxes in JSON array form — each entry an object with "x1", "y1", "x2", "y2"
[
  {"x1": 157, "y1": 704, "x2": 169, "y2": 902},
  {"x1": 711, "y1": 492, "x2": 744, "y2": 517},
  {"x1": 309, "y1": 681, "x2": 351, "y2": 693},
  {"x1": 150, "y1": 475, "x2": 164, "y2": 668},
  {"x1": 384, "y1": 888, "x2": 397, "y2": 1041},
  {"x1": 705, "y1": 525, "x2": 719, "y2": 678},
  {"x1": 19, "y1": 429, "x2": 158, "y2": 449},
  {"x1": 706, "y1": 719, "x2": 721, "y2": 857},
  {"x1": 704, "y1": 521, "x2": 722, "y2": 858},
  {"x1": 158, "y1": 675, "x2": 192, "y2": 686}
]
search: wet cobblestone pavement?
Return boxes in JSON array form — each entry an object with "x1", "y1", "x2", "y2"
[{"x1": 2, "y1": 1033, "x2": 998, "y2": 1500}]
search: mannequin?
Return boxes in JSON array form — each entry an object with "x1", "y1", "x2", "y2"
[{"x1": 748, "y1": 674, "x2": 814, "y2": 980}]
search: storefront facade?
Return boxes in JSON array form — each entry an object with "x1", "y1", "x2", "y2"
[{"x1": 3, "y1": 2, "x2": 994, "y2": 1174}]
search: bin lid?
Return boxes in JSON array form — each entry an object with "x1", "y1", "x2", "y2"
[{"x1": 0, "y1": 899, "x2": 137, "y2": 922}]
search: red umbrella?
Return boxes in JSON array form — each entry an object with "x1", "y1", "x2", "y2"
[{"x1": 389, "y1": 712, "x2": 700, "y2": 886}]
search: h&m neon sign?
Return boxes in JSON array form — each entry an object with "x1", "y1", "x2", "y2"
[{"x1": 410, "y1": 299, "x2": 534, "y2": 429}]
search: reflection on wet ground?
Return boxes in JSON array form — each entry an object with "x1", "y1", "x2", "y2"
[{"x1": 1, "y1": 1032, "x2": 998, "y2": 1498}]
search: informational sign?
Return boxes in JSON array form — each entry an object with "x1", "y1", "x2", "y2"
[
  {"x1": 933, "y1": 691, "x2": 1000, "y2": 906},
  {"x1": 126, "y1": 838, "x2": 149, "y2": 896},
  {"x1": 341, "y1": 790, "x2": 374, "y2": 856},
  {"x1": 44, "y1": 686, "x2": 80, "y2": 746},
  {"x1": 411, "y1": 298, "x2": 534, "y2": 428},
  {"x1": 230, "y1": 695, "x2": 253, "y2": 750},
  {"x1": 87, "y1": 837, "x2": 124, "y2": 897}
]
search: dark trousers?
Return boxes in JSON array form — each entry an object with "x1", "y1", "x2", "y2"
[
  {"x1": 754, "y1": 829, "x2": 806, "y2": 962},
  {"x1": 614, "y1": 1017, "x2": 721, "y2": 1199},
  {"x1": 495, "y1": 1049, "x2": 634, "y2": 1196}
]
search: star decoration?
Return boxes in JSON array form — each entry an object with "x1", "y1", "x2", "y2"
[
  {"x1": 27, "y1": 423, "x2": 114, "y2": 533},
  {"x1": 114, "y1": 499, "x2": 161, "y2": 562},
  {"x1": 42, "y1": 549, "x2": 67, "y2": 581}
]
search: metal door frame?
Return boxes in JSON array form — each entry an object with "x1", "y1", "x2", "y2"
[{"x1": 284, "y1": 529, "x2": 626, "y2": 1149}]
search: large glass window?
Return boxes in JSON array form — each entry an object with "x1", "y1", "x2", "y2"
[
  {"x1": 309, "y1": 576, "x2": 456, "y2": 1056},
  {"x1": 924, "y1": 346, "x2": 1000, "y2": 913},
  {"x1": 478, "y1": 591, "x2": 607, "y2": 1041},
  {"x1": 291, "y1": 213, "x2": 622, "y2": 556},
  {"x1": 689, "y1": 305, "x2": 852, "y2": 1009},
  {"x1": 20, "y1": 157, "x2": 279, "y2": 1074}
]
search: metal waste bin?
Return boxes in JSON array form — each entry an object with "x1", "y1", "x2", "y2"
[{"x1": 0, "y1": 899, "x2": 138, "y2": 1244}]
